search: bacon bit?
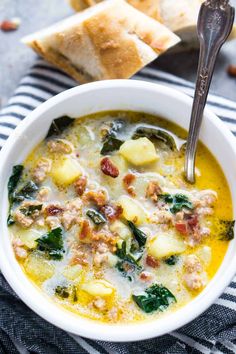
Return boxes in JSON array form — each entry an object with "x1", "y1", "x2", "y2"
[
  {"x1": 1, "y1": 18, "x2": 21, "y2": 31},
  {"x1": 227, "y1": 64, "x2": 236, "y2": 77},
  {"x1": 186, "y1": 214, "x2": 198, "y2": 229},
  {"x1": 123, "y1": 173, "x2": 136, "y2": 197},
  {"x1": 146, "y1": 181, "x2": 162, "y2": 202},
  {"x1": 175, "y1": 222, "x2": 188, "y2": 235},
  {"x1": 175, "y1": 214, "x2": 199, "y2": 236},
  {"x1": 140, "y1": 271, "x2": 153, "y2": 282},
  {"x1": 79, "y1": 219, "x2": 92, "y2": 240},
  {"x1": 74, "y1": 176, "x2": 87, "y2": 196},
  {"x1": 146, "y1": 255, "x2": 160, "y2": 268},
  {"x1": 100, "y1": 204, "x2": 123, "y2": 222},
  {"x1": 100, "y1": 157, "x2": 119, "y2": 178},
  {"x1": 83, "y1": 190, "x2": 108, "y2": 207},
  {"x1": 45, "y1": 204, "x2": 64, "y2": 216}
]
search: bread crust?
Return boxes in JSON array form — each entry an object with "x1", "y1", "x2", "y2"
[
  {"x1": 22, "y1": 0, "x2": 180, "y2": 82},
  {"x1": 69, "y1": 0, "x2": 203, "y2": 30}
]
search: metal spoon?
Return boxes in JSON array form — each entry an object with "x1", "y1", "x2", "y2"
[{"x1": 184, "y1": 0, "x2": 235, "y2": 184}]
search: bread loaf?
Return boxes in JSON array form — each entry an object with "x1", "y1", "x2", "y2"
[
  {"x1": 22, "y1": 0, "x2": 180, "y2": 82},
  {"x1": 68, "y1": 0, "x2": 236, "y2": 46}
]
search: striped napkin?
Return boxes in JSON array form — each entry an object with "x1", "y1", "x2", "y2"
[{"x1": 1, "y1": 59, "x2": 236, "y2": 354}]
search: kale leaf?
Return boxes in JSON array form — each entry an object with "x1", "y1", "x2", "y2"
[
  {"x1": 55, "y1": 286, "x2": 70, "y2": 298},
  {"x1": 20, "y1": 204, "x2": 43, "y2": 216},
  {"x1": 72, "y1": 286, "x2": 78, "y2": 302},
  {"x1": 164, "y1": 255, "x2": 179, "y2": 266},
  {"x1": 36, "y1": 227, "x2": 64, "y2": 260},
  {"x1": 127, "y1": 221, "x2": 147, "y2": 248},
  {"x1": 100, "y1": 119, "x2": 125, "y2": 155},
  {"x1": 46, "y1": 115, "x2": 74, "y2": 138},
  {"x1": 219, "y1": 220, "x2": 235, "y2": 241},
  {"x1": 159, "y1": 193, "x2": 193, "y2": 214},
  {"x1": 8, "y1": 165, "x2": 24, "y2": 202},
  {"x1": 132, "y1": 284, "x2": 176, "y2": 313},
  {"x1": 7, "y1": 165, "x2": 24, "y2": 226},
  {"x1": 14, "y1": 181, "x2": 39, "y2": 202},
  {"x1": 115, "y1": 239, "x2": 127, "y2": 259},
  {"x1": 115, "y1": 241, "x2": 142, "y2": 280},
  {"x1": 100, "y1": 137, "x2": 123, "y2": 155},
  {"x1": 132, "y1": 126, "x2": 177, "y2": 150},
  {"x1": 86, "y1": 209, "x2": 106, "y2": 225},
  {"x1": 7, "y1": 214, "x2": 15, "y2": 226}
]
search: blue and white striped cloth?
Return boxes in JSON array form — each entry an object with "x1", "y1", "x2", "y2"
[{"x1": 1, "y1": 59, "x2": 236, "y2": 354}]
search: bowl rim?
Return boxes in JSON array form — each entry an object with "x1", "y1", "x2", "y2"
[{"x1": 1, "y1": 79, "x2": 236, "y2": 342}]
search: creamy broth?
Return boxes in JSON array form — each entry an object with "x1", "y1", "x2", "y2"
[{"x1": 8, "y1": 111, "x2": 233, "y2": 323}]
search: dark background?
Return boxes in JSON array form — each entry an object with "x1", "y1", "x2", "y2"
[{"x1": 1, "y1": 0, "x2": 236, "y2": 108}]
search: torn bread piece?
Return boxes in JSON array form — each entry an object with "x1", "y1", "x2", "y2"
[
  {"x1": 22, "y1": 0, "x2": 180, "y2": 83},
  {"x1": 68, "y1": 0, "x2": 236, "y2": 46}
]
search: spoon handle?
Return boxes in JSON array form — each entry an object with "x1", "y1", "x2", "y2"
[{"x1": 185, "y1": 0, "x2": 234, "y2": 184}]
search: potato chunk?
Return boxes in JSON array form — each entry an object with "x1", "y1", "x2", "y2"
[
  {"x1": 82, "y1": 280, "x2": 114, "y2": 297},
  {"x1": 110, "y1": 220, "x2": 131, "y2": 240},
  {"x1": 18, "y1": 229, "x2": 42, "y2": 249},
  {"x1": 51, "y1": 158, "x2": 82, "y2": 186},
  {"x1": 62, "y1": 265, "x2": 82, "y2": 281},
  {"x1": 148, "y1": 232, "x2": 186, "y2": 259},
  {"x1": 118, "y1": 195, "x2": 146, "y2": 225},
  {"x1": 25, "y1": 253, "x2": 55, "y2": 283},
  {"x1": 119, "y1": 138, "x2": 158, "y2": 166}
]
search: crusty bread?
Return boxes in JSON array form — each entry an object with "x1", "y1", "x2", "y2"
[
  {"x1": 22, "y1": 0, "x2": 180, "y2": 83},
  {"x1": 68, "y1": 0, "x2": 236, "y2": 45},
  {"x1": 68, "y1": 0, "x2": 203, "y2": 32}
]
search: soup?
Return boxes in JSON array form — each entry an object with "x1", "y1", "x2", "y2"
[{"x1": 7, "y1": 111, "x2": 234, "y2": 323}]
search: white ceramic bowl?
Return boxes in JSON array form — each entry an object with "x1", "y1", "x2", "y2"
[{"x1": 0, "y1": 80, "x2": 236, "y2": 342}]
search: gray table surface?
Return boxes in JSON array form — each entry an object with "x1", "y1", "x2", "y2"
[{"x1": 1, "y1": 0, "x2": 236, "y2": 109}]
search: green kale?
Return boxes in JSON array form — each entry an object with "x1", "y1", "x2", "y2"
[
  {"x1": 7, "y1": 165, "x2": 24, "y2": 226},
  {"x1": 8, "y1": 165, "x2": 24, "y2": 202},
  {"x1": 219, "y1": 220, "x2": 235, "y2": 241},
  {"x1": 116, "y1": 261, "x2": 133, "y2": 282},
  {"x1": 115, "y1": 240, "x2": 127, "y2": 259},
  {"x1": 55, "y1": 286, "x2": 69, "y2": 299},
  {"x1": 20, "y1": 204, "x2": 43, "y2": 216},
  {"x1": 72, "y1": 286, "x2": 78, "y2": 302},
  {"x1": 100, "y1": 119, "x2": 125, "y2": 155},
  {"x1": 109, "y1": 119, "x2": 126, "y2": 135},
  {"x1": 132, "y1": 284, "x2": 176, "y2": 313},
  {"x1": 115, "y1": 241, "x2": 142, "y2": 280},
  {"x1": 164, "y1": 255, "x2": 179, "y2": 266},
  {"x1": 46, "y1": 115, "x2": 74, "y2": 138},
  {"x1": 159, "y1": 193, "x2": 193, "y2": 214},
  {"x1": 100, "y1": 137, "x2": 123, "y2": 155},
  {"x1": 36, "y1": 227, "x2": 64, "y2": 260},
  {"x1": 86, "y1": 209, "x2": 106, "y2": 225},
  {"x1": 132, "y1": 126, "x2": 177, "y2": 150},
  {"x1": 127, "y1": 221, "x2": 147, "y2": 247},
  {"x1": 13, "y1": 181, "x2": 38, "y2": 202},
  {"x1": 7, "y1": 214, "x2": 15, "y2": 226}
]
